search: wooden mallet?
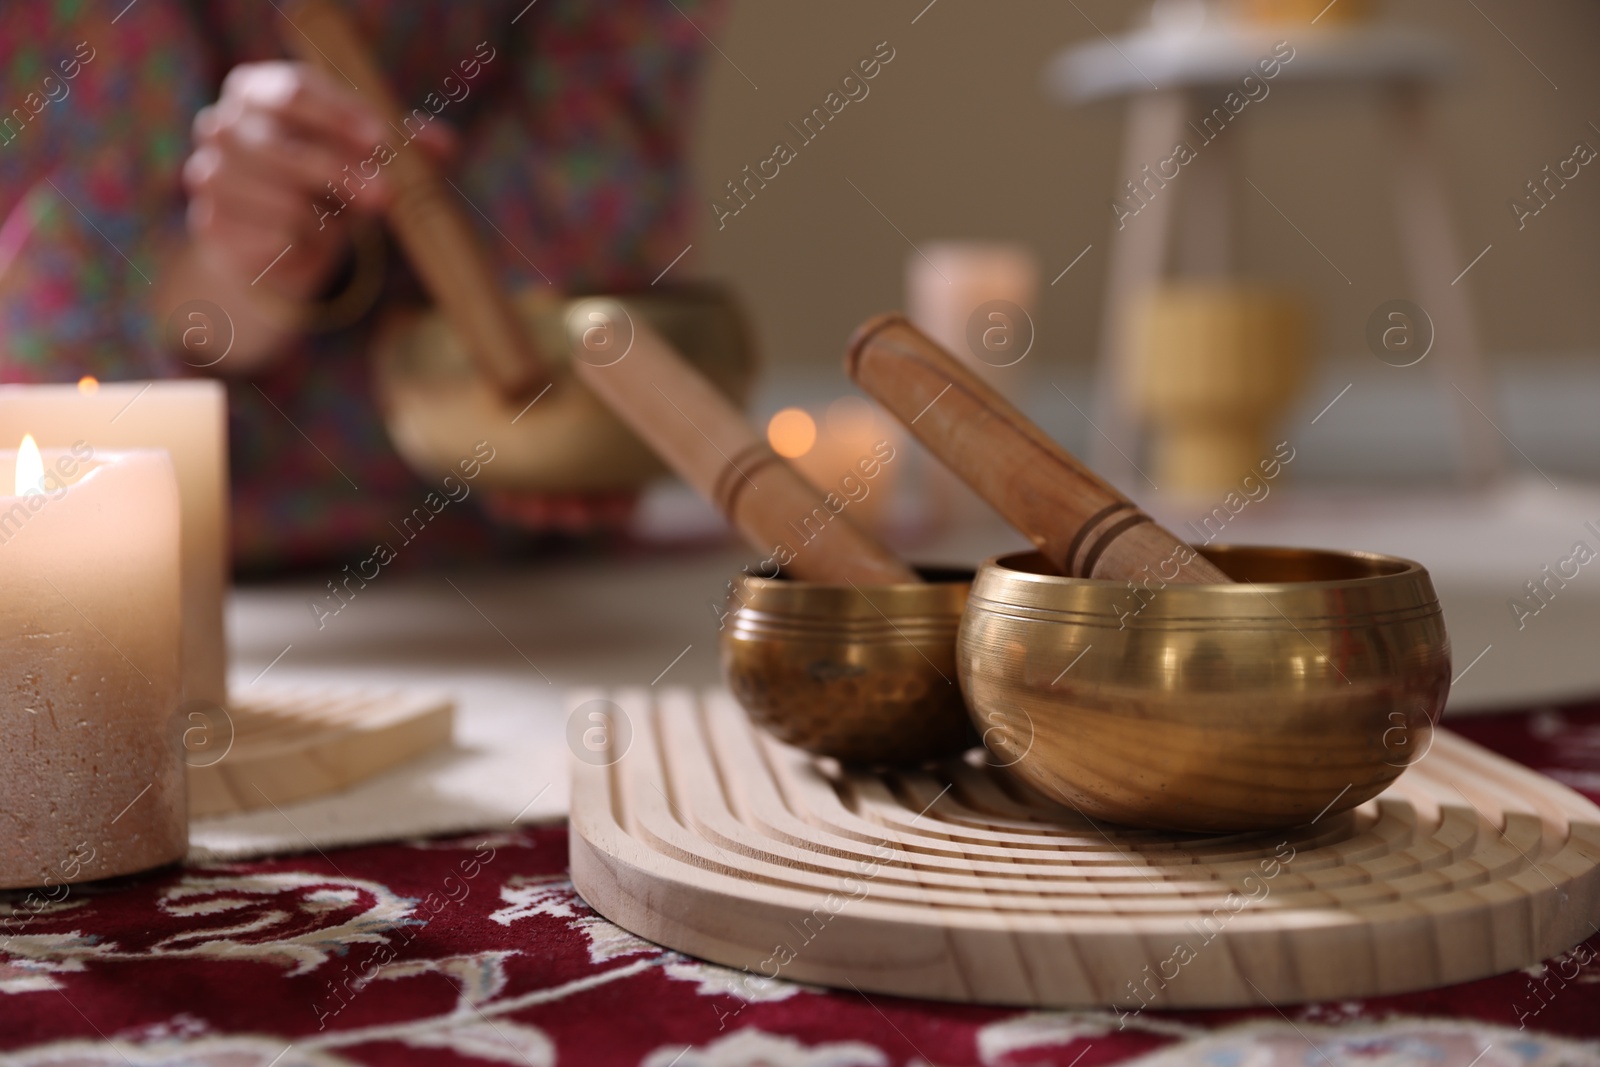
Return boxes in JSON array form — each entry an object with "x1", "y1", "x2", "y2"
[
  {"x1": 847, "y1": 314, "x2": 1230, "y2": 584},
  {"x1": 282, "y1": 0, "x2": 547, "y2": 401},
  {"x1": 568, "y1": 301, "x2": 918, "y2": 586}
]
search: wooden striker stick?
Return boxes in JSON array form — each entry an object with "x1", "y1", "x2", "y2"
[
  {"x1": 282, "y1": 0, "x2": 546, "y2": 400},
  {"x1": 847, "y1": 314, "x2": 1230, "y2": 584},
  {"x1": 568, "y1": 302, "x2": 918, "y2": 586}
]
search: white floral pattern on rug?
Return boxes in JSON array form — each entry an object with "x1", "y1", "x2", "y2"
[
  {"x1": 977, "y1": 1008, "x2": 1203, "y2": 1061},
  {"x1": 0, "y1": 1034, "x2": 358, "y2": 1067},
  {"x1": 0, "y1": 933, "x2": 115, "y2": 995},
  {"x1": 390, "y1": 1017, "x2": 553, "y2": 1065},
  {"x1": 1, "y1": 872, "x2": 419, "y2": 983},
  {"x1": 488, "y1": 875, "x2": 580, "y2": 926},
  {"x1": 663, "y1": 959, "x2": 807, "y2": 1003},
  {"x1": 365, "y1": 950, "x2": 517, "y2": 1007},
  {"x1": 979, "y1": 1014, "x2": 1600, "y2": 1067},
  {"x1": 572, "y1": 913, "x2": 661, "y2": 964},
  {"x1": 1122, "y1": 1019, "x2": 1600, "y2": 1066},
  {"x1": 491, "y1": 876, "x2": 813, "y2": 1003},
  {"x1": 644, "y1": 1028, "x2": 888, "y2": 1067}
]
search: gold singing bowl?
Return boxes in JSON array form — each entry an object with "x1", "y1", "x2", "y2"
[
  {"x1": 960, "y1": 545, "x2": 1451, "y2": 832},
  {"x1": 372, "y1": 283, "x2": 756, "y2": 492},
  {"x1": 722, "y1": 567, "x2": 979, "y2": 764}
]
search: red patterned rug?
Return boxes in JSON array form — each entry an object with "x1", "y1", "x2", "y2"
[{"x1": 3, "y1": 703, "x2": 1599, "y2": 1066}]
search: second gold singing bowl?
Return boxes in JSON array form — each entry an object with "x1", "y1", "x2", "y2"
[
  {"x1": 722, "y1": 567, "x2": 978, "y2": 764},
  {"x1": 960, "y1": 545, "x2": 1451, "y2": 832},
  {"x1": 372, "y1": 283, "x2": 755, "y2": 493}
]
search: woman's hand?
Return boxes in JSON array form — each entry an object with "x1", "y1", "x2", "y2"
[
  {"x1": 161, "y1": 61, "x2": 454, "y2": 373},
  {"x1": 184, "y1": 61, "x2": 451, "y2": 297}
]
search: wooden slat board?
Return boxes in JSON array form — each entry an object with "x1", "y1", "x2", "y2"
[
  {"x1": 188, "y1": 689, "x2": 454, "y2": 818},
  {"x1": 569, "y1": 687, "x2": 1600, "y2": 1009}
]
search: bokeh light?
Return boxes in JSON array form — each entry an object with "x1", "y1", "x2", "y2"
[{"x1": 767, "y1": 407, "x2": 817, "y2": 458}]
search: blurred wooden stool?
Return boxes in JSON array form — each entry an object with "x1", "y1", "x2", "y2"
[
  {"x1": 1134, "y1": 282, "x2": 1308, "y2": 490},
  {"x1": 1047, "y1": 10, "x2": 1505, "y2": 487}
]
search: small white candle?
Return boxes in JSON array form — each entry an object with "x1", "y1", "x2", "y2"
[
  {"x1": 0, "y1": 381, "x2": 228, "y2": 709},
  {"x1": 768, "y1": 399, "x2": 904, "y2": 534},
  {"x1": 0, "y1": 439, "x2": 184, "y2": 889},
  {"x1": 906, "y1": 242, "x2": 1040, "y2": 401}
]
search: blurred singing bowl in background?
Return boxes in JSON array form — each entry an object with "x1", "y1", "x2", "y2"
[
  {"x1": 960, "y1": 545, "x2": 1451, "y2": 832},
  {"x1": 373, "y1": 283, "x2": 756, "y2": 492}
]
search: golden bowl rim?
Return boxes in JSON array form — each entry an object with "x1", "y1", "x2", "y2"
[
  {"x1": 725, "y1": 564, "x2": 972, "y2": 623},
  {"x1": 969, "y1": 544, "x2": 1441, "y2": 626},
  {"x1": 735, "y1": 563, "x2": 973, "y2": 593}
]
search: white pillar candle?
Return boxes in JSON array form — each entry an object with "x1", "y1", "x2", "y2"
[
  {"x1": 0, "y1": 382, "x2": 228, "y2": 709},
  {"x1": 0, "y1": 441, "x2": 184, "y2": 889}
]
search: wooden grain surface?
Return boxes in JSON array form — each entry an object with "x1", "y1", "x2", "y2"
[
  {"x1": 847, "y1": 314, "x2": 1230, "y2": 584},
  {"x1": 188, "y1": 689, "x2": 454, "y2": 818},
  {"x1": 570, "y1": 686, "x2": 1600, "y2": 1009},
  {"x1": 282, "y1": 0, "x2": 546, "y2": 400},
  {"x1": 569, "y1": 306, "x2": 918, "y2": 585}
]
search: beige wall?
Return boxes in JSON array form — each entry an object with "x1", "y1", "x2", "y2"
[{"x1": 687, "y1": 1, "x2": 1600, "y2": 374}]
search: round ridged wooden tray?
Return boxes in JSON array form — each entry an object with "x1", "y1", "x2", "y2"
[{"x1": 569, "y1": 688, "x2": 1600, "y2": 1009}]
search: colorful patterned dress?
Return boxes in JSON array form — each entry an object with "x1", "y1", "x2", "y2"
[{"x1": 0, "y1": 0, "x2": 715, "y2": 572}]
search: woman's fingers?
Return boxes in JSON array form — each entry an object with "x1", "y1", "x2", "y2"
[
  {"x1": 407, "y1": 116, "x2": 459, "y2": 163},
  {"x1": 185, "y1": 61, "x2": 399, "y2": 291},
  {"x1": 185, "y1": 163, "x2": 351, "y2": 295},
  {"x1": 186, "y1": 60, "x2": 466, "y2": 297},
  {"x1": 207, "y1": 114, "x2": 393, "y2": 214},
  {"x1": 208, "y1": 175, "x2": 318, "y2": 241},
  {"x1": 185, "y1": 144, "x2": 343, "y2": 240},
  {"x1": 219, "y1": 61, "x2": 386, "y2": 159},
  {"x1": 185, "y1": 202, "x2": 299, "y2": 279}
]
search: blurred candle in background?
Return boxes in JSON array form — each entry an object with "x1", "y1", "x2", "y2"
[
  {"x1": 906, "y1": 241, "x2": 1040, "y2": 398},
  {"x1": 767, "y1": 397, "x2": 904, "y2": 534},
  {"x1": 906, "y1": 242, "x2": 1040, "y2": 537},
  {"x1": 0, "y1": 439, "x2": 184, "y2": 889},
  {"x1": 0, "y1": 381, "x2": 229, "y2": 710}
]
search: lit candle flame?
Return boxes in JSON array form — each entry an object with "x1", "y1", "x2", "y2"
[
  {"x1": 78, "y1": 376, "x2": 99, "y2": 395},
  {"x1": 15, "y1": 434, "x2": 44, "y2": 496}
]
